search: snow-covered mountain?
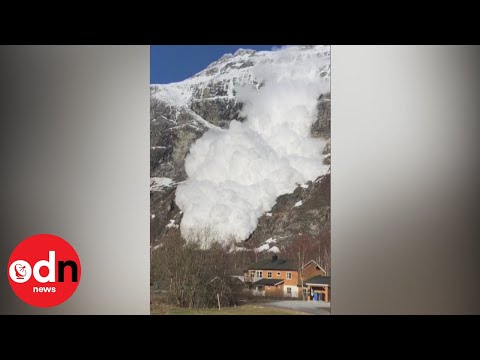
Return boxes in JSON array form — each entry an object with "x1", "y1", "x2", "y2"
[
  {"x1": 152, "y1": 45, "x2": 330, "y2": 109},
  {"x1": 151, "y1": 45, "x2": 330, "y2": 181},
  {"x1": 151, "y1": 45, "x2": 331, "y2": 251}
]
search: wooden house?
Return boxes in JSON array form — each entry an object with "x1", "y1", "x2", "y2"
[{"x1": 244, "y1": 255, "x2": 330, "y2": 302}]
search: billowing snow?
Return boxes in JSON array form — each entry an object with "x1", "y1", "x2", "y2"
[
  {"x1": 294, "y1": 200, "x2": 303, "y2": 208},
  {"x1": 150, "y1": 177, "x2": 174, "y2": 192},
  {"x1": 265, "y1": 212, "x2": 272, "y2": 217},
  {"x1": 173, "y1": 45, "x2": 330, "y2": 242},
  {"x1": 267, "y1": 246, "x2": 280, "y2": 253},
  {"x1": 300, "y1": 184, "x2": 309, "y2": 189}
]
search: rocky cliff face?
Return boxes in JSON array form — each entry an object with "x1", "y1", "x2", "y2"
[{"x1": 150, "y1": 45, "x2": 330, "y2": 251}]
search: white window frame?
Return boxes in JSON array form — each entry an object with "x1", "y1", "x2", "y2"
[
  {"x1": 267, "y1": 271, "x2": 272, "y2": 278},
  {"x1": 256, "y1": 271, "x2": 263, "y2": 278},
  {"x1": 286, "y1": 272, "x2": 292, "y2": 280},
  {"x1": 287, "y1": 287, "x2": 292, "y2": 294}
]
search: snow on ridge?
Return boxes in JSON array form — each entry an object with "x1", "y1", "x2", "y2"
[
  {"x1": 254, "y1": 243, "x2": 270, "y2": 253},
  {"x1": 166, "y1": 219, "x2": 179, "y2": 229},
  {"x1": 151, "y1": 84, "x2": 191, "y2": 108},
  {"x1": 294, "y1": 200, "x2": 303, "y2": 208},
  {"x1": 151, "y1": 45, "x2": 331, "y2": 109},
  {"x1": 252, "y1": 237, "x2": 281, "y2": 254},
  {"x1": 267, "y1": 246, "x2": 280, "y2": 253},
  {"x1": 150, "y1": 177, "x2": 174, "y2": 192}
]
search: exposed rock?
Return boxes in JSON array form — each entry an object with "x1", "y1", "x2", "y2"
[
  {"x1": 246, "y1": 174, "x2": 330, "y2": 249},
  {"x1": 150, "y1": 185, "x2": 183, "y2": 243},
  {"x1": 312, "y1": 92, "x2": 331, "y2": 139},
  {"x1": 190, "y1": 98, "x2": 244, "y2": 128},
  {"x1": 150, "y1": 97, "x2": 206, "y2": 181}
]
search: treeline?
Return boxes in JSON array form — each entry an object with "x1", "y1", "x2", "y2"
[
  {"x1": 151, "y1": 227, "x2": 330, "y2": 309},
  {"x1": 151, "y1": 228, "x2": 244, "y2": 309}
]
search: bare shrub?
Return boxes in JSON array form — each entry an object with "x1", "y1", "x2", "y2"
[{"x1": 151, "y1": 226, "x2": 244, "y2": 309}]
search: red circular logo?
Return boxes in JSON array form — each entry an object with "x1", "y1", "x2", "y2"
[{"x1": 7, "y1": 234, "x2": 81, "y2": 308}]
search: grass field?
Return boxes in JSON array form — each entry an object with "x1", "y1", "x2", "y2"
[{"x1": 151, "y1": 304, "x2": 308, "y2": 315}]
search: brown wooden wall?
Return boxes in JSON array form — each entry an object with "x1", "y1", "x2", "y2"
[{"x1": 301, "y1": 261, "x2": 326, "y2": 282}]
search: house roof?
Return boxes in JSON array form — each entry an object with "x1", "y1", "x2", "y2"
[
  {"x1": 247, "y1": 257, "x2": 297, "y2": 271},
  {"x1": 253, "y1": 278, "x2": 285, "y2": 286},
  {"x1": 300, "y1": 260, "x2": 326, "y2": 274},
  {"x1": 305, "y1": 275, "x2": 331, "y2": 286}
]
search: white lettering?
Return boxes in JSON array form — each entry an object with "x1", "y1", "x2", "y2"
[
  {"x1": 32, "y1": 251, "x2": 56, "y2": 283},
  {"x1": 33, "y1": 286, "x2": 56, "y2": 293}
]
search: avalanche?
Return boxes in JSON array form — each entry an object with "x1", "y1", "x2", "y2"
[{"x1": 175, "y1": 45, "x2": 330, "y2": 243}]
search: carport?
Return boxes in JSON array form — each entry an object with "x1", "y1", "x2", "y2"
[{"x1": 305, "y1": 276, "x2": 331, "y2": 303}]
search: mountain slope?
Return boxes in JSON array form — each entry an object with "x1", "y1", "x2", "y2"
[{"x1": 150, "y1": 45, "x2": 330, "y2": 251}]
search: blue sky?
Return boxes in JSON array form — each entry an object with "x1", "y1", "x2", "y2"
[{"x1": 150, "y1": 45, "x2": 279, "y2": 84}]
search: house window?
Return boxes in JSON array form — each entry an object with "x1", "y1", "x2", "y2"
[
  {"x1": 250, "y1": 271, "x2": 255, "y2": 278},
  {"x1": 256, "y1": 271, "x2": 263, "y2": 278},
  {"x1": 303, "y1": 288, "x2": 307, "y2": 296},
  {"x1": 286, "y1": 272, "x2": 292, "y2": 279},
  {"x1": 267, "y1": 272, "x2": 272, "y2": 278},
  {"x1": 277, "y1": 272, "x2": 281, "y2": 276},
  {"x1": 287, "y1": 287, "x2": 292, "y2": 295}
]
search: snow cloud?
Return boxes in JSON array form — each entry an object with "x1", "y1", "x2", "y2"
[{"x1": 176, "y1": 46, "x2": 330, "y2": 242}]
